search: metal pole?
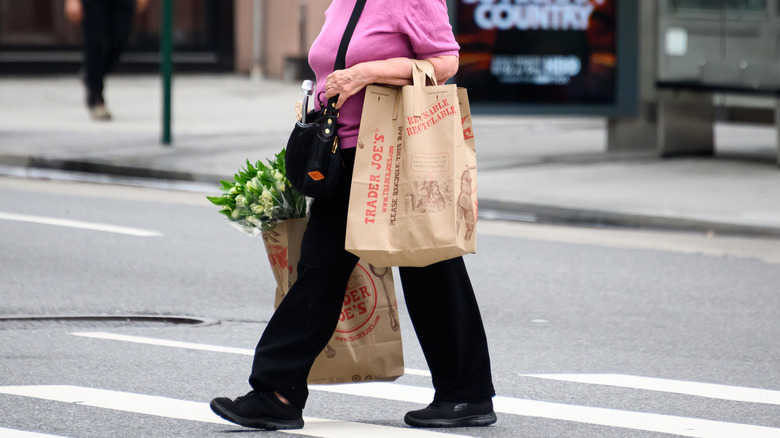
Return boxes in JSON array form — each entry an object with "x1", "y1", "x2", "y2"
[
  {"x1": 161, "y1": 0, "x2": 173, "y2": 145},
  {"x1": 251, "y1": 0, "x2": 264, "y2": 79},
  {"x1": 299, "y1": 1, "x2": 307, "y2": 57}
]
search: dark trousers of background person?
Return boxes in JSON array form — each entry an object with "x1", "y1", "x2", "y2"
[
  {"x1": 81, "y1": 0, "x2": 136, "y2": 108},
  {"x1": 250, "y1": 147, "x2": 496, "y2": 409}
]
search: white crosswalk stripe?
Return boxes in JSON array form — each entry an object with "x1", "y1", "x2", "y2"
[
  {"x1": 5, "y1": 332, "x2": 780, "y2": 437},
  {"x1": 0, "y1": 385, "x2": 465, "y2": 438},
  {"x1": 0, "y1": 428, "x2": 69, "y2": 438},
  {"x1": 71, "y1": 331, "x2": 433, "y2": 377},
  {"x1": 314, "y1": 382, "x2": 780, "y2": 438},
  {"x1": 523, "y1": 373, "x2": 780, "y2": 406}
]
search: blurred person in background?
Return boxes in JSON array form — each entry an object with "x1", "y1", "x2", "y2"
[{"x1": 64, "y1": 0, "x2": 149, "y2": 121}]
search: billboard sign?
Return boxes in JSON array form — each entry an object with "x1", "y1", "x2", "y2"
[{"x1": 456, "y1": 0, "x2": 636, "y2": 115}]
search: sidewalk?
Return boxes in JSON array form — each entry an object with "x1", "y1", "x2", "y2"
[{"x1": 1, "y1": 74, "x2": 780, "y2": 237}]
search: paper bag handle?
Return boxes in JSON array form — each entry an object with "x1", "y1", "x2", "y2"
[
  {"x1": 411, "y1": 59, "x2": 438, "y2": 87},
  {"x1": 410, "y1": 59, "x2": 438, "y2": 117}
]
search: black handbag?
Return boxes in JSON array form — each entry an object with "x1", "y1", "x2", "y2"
[{"x1": 285, "y1": 0, "x2": 366, "y2": 198}]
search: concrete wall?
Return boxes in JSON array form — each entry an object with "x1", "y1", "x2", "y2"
[
  {"x1": 234, "y1": 1, "x2": 254, "y2": 74},
  {"x1": 234, "y1": 0, "x2": 328, "y2": 79}
]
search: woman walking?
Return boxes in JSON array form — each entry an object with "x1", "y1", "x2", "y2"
[{"x1": 210, "y1": 0, "x2": 496, "y2": 430}]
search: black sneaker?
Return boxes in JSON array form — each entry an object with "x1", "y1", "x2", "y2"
[
  {"x1": 404, "y1": 400, "x2": 497, "y2": 428},
  {"x1": 210, "y1": 389, "x2": 304, "y2": 430}
]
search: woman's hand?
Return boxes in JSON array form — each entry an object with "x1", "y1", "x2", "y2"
[
  {"x1": 64, "y1": 0, "x2": 83, "y2": 24},
  {"x1": 323, "y1": 55, "x2": 458, "y2": 109},
  {"x1": 323, "y1": 65, "x2": 369, "y2": 110}
]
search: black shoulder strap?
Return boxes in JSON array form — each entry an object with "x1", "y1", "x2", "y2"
[
  {"x1": 334, "y1": 0, "x2": 367, "y2": 71},
  {"x1": 324, "y1": 0, "x2": 367, "y2": 112}
]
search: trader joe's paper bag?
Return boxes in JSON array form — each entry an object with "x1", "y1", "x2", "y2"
[
  {"x1": 346, "y1": 60, "x2": 477, "y2": 267},
  {"x1": 262, "y1": 218, "x2": 403, "y2": 384}
]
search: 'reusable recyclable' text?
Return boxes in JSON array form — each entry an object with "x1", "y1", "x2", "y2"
[{"x1": 406, "y1": 99, "x2": 456, "y2": 137}]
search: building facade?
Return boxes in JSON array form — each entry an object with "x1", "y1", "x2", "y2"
[{"x1": 0, "y1": 0, "x2": 328, "y2": 78}]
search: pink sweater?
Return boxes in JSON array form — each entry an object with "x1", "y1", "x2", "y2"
[{"x1": 308, "y1": 0, "x2": 460, "y2": 149}]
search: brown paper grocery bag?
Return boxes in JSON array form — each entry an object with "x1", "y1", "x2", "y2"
[
  {"x1": 262, "y1": 218, "x2": 404, "y2": 384},
  {"x1": 262, "y1": 218, "x2": 308, "y2": 307},
  {"x1": 345, "y1": 60, "x2": 478, "y2": 267}
]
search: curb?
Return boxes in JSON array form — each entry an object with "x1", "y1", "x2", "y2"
[
  {"x1": 478, "y1": 199, "x2": 780, "y2": 238},
  {"x1": 0, "y1": 154, "x2": 223, "y2": 184},
  {"x1": 4, "y1": 155, "x2": 780, "y2": 238}
]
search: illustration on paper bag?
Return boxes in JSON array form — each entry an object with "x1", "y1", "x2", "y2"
[
  {"x1": 457, "y1": 168, "x2": 476, "y2": 241},
  {"x1": 405, "y1": 151, "x2": 451, "y2": 215},
  {"x1": 367, "y1": 265, "x2": 399, "y2": 332},
  {"x1": 404, "y1": 164, "x2": 476, "y2": 242},
  {"x1": 411, "y1": 179, "x2": 447, "y2": 213}
]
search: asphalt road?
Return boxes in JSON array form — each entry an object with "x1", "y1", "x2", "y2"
[{"x1": 1, "y1": 175, "x2": 779, "y2": 438}]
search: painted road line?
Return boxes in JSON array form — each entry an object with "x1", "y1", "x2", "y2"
[
  {"x1": 71, "y1": 331, "x2": 432, "y2": 377},
  {"x1": 0, "y1": 385, "x2": 225, "y2": 424},
  {"x1": 0, "y1": 385, "x2": 465, "y2": 438},
  {"x1": 68, "y1": 332, "x2": 780, "y2": 436},
  {"x1": 0, "y1": 212, "x2": 162, "y2": 237},
  {"x1": 400, "y1": 368, "x2": 432, "y2": 377},
  {"x1": 315, "y1": 382, "x2": 780, "y2": 438},
  {"x1": 72, "y1": 332, "x2": 255, "y2": 355},
  {"x1": 0, "y1": 428, "x2": 68, "y2": 438},
  {"x1": 523, "y1": 374, "x2": 780, "y2": 406}
]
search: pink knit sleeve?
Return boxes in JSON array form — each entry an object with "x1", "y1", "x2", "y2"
[{"x1": 401, "y1": 0, "x2": 460, "y2": 59}]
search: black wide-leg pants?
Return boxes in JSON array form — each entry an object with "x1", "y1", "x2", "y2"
[
  {"x1": 250, "y1": 148, "x2": 495, "y2": 409},
  {"x1": 81, "y1": 0, "x2": 136, "y2": 106}
]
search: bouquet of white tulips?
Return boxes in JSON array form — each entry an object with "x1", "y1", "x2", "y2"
[{"x1": 207, "y1": 149, "x2": 307, "y2": 236}]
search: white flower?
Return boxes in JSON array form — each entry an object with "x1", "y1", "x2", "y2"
[
  {"x1": 251, "y1": 203, "x2": 265, "y2": 215},
  {"x1": 252, "y1": 177, "x2": 266, "y2": 192},
  {"x1": 235, "y1": 194, "x2": 247, "y2": 206},
  {"x1": 272, "y1": 171, "x2": 286, "y2": 192}
]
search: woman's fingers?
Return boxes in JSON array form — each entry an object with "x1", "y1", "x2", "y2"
[
  {"x1": 334, "y1": 93, "x2": 348, "y2": 110},
  {"x1": 324, "y1": 67, "x2": 365, "y2": 109}
]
